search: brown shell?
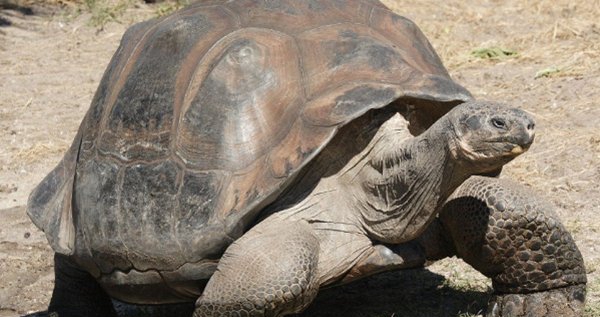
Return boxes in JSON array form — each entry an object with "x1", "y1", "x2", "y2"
[{"x1": 28, "y1": 0, "x2": 471, "y2": 273}]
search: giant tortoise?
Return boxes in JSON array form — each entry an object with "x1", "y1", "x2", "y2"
[{"x1": 28, "y1": 0, "x2": 586, "y2": 316}]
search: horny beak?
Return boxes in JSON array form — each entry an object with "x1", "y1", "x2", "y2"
[{"x1": 510, "y1": 145, "x2": 524, "y2": 155}]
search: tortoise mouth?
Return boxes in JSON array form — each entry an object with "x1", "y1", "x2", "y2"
[
  {"x1": 456, "y1": 139, "x2": 531, "y2": 162},
  {"x1": 492, "y1": 141, "x2": 532, "y2": 157},
  {"x1": 506, "y1": 143, "x2": 527, "y2": 156}
]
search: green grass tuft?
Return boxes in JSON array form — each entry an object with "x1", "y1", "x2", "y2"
[
  {"x1": 585, "y1": 305, "x2": 600, "y2": 317},
  {"x1": 82, "y1": 0, "x2": 133, "y2": 29},
  {"x1": 471, "y1": 47, "x2": 518, "y2": 60},
  {"x1": 154, "y1": 0, "x2": 189, "y2": 17},
  {"x1": 534, "y1": 66, "x2": 561, "y2": 79}
]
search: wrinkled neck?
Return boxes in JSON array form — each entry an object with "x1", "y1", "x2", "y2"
[{"x1": 352, "y1": 118, "x2": 468, "y2": 243}]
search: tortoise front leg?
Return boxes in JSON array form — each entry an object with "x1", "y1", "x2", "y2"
[
  {"x1": 439, "y1": 176, "x2": 586, "y2": 317},
  {"x1": 194, "y1": 218, "x2": 321, "y2": 316}
]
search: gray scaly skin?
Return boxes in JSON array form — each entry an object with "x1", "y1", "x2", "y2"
[
  {"x1": 438, "y1": 176, "x2": 586, "y2": 317},
  {"x1": 194, "y1": 100, "x2": 545, "y2": 316}
]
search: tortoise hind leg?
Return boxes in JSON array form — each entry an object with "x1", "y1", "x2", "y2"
[
  {"x1": 194, "y1": 218, "x2": 320, "y2": 316},
  {"x1": 438, "y1": 176, "x2": 586, "y2": 317},
  {"x1": 48, "y1": 253, "x2": 117, "y2": 317}
]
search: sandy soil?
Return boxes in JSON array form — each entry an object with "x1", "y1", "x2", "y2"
[{"x1": 1, "y1": 0, "x2": 599, "y2": 316}]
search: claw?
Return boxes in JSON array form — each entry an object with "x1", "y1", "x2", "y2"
[{"x1": 486, "y1": 284, "x2": 586, "y2": 317}]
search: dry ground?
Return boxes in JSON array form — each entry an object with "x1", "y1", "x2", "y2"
[{"x1": 0, "y1": 0, "x2": 599, "y2": 316}]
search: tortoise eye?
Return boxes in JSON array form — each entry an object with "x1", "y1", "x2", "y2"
[{"x1": 491, "y1": 118, "x2": 507, "y2": 130}]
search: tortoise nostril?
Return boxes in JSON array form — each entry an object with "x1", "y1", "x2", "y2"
[{"x1": 527, "y1": 122, "x2": 535, "y2": 130}]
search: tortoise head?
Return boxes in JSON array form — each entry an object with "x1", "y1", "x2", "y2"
[{"x1": 445, "y1": 100, "x2": 536, "y2": 172}]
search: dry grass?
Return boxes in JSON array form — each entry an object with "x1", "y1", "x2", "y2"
[
  {"x1": 382, "y1": 0, "x2": 600, "y2": 73},
  {"x1": 10, "y1": 142, "x2": 69, "y2": 167},
  {"x1": 81, "y1": 0, "x2": 134, "y2": 28}
]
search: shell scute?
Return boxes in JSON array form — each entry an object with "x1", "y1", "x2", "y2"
[
  {"x1": 97, "y1": 7, "x2": 236, "y2": 162},
  {"x1": 79, "y1": 22, "x2": 155, "y2": 163},
  {"x1": 368, "y1": 6, "x2": 449, "y2": 77},
  {"x1": 74, "y1": 158, "x2": 131, "y2": 274},
  {"x1": 302, "y1": 83, "x2": 401, "y2": 127},
  {"x1": 224, "y1": 0, "x2": 372, "y2": 34},
  {"x1": 177, "y1": 170, "x2": 231, "y2": 262},
  {"x1": 297, "y1": 23, "x2": 414, "y2": 98},
  {"x1": 175, "y1": 28, "x2": 303, "y2": 171},
  {"x1": 119, "y1": 161, "x2": 182, "y2": 270},
  {"x1": 268, "y1": 121, "x2": 333, "y2": 179}
]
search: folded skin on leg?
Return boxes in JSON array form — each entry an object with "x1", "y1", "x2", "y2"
[{"x1": 194, "y1": 218, "x2": 321, "y2": 317}]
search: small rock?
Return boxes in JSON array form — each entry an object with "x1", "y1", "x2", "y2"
[{"x1": 0, "y1": 183, "x2": 18, "y2": 193}]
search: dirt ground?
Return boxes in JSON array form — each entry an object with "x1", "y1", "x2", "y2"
[{"x1": 0, "y1": 0, "x2": 599, "y2": 316}]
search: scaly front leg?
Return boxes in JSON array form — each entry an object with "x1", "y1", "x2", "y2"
[{"x1": 439, "y1": 176, "x2": 586, "y2": 317}]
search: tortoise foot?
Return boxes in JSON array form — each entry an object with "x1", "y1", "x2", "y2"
[{"x1": 486, "y1": 284, "x2": 586, "y2": 317}]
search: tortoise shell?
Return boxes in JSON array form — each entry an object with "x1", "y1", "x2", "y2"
[{"x1": 28, "y1": 0, "x2": 471, "y2": 277}]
